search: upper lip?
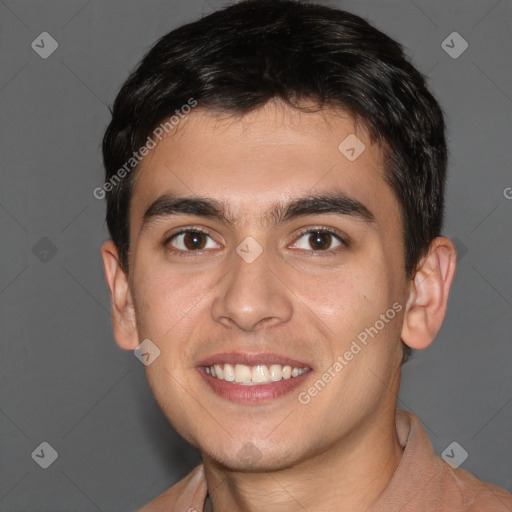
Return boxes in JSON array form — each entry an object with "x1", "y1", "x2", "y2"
[{"x1": 196, "y1": 352, "x2": 311, "y2": 369}]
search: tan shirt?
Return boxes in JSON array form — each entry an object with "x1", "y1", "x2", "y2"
[{"x1": 138, "y1": 410, "x2": 512, "y2": 511}]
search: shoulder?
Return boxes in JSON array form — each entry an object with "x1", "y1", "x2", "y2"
[
  {"x1": 136, "y1": 465, "x2": 205, "y2": 512},
  {"x1": 384, "y1": 411, "x2": 512, "y2": 511},
  {"x1": 446, "y1": 463, "x2": 512, "y2": 511}
]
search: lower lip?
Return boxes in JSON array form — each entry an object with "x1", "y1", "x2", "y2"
[{"x1": 198, "y1": 368, "x2": 311, "y2": 404}]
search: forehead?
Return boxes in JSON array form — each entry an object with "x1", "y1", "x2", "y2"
[{"x1": 129, "y1": 101, "x2": 397, "y2": 231}]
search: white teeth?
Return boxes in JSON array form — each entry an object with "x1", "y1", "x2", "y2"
[
  {"x1": 223, "y1": 363, "x2": 235, "y2": 382},
  {"x1": 205, "y1": 363, "x2": 308, "y2": 385},
  {"x1": 269, "y1": 364, "x2": 282, "y2": 381},
  {"x1": 213, "y1": 364, "x2": 224, "y2": 379},
  {"x1": 252, "y1": 364, "x2": 270, "y2": 383},
  {"x1": 234, "y1": 364, "x2": 252, "y2": 383}
]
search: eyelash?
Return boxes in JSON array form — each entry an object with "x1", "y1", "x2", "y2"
[
  {"x1": 293, "y1": 227, "x2": 347, "y2": 256},
  {"x1": 163, "y1": 226, "x2": 347, "y2": 257}
]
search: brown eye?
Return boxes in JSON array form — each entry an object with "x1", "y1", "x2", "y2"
[
  {"x1": 167, "y1": 230, "x2": 217, "y2": 252},
  {"x1": 292, "y1": 229, "x2": 344, "y2": 252},
  {"x1": 183, "y1": 231, "x2": 207, "y2": 250},
  {"x1": 308, "y1": 231, "x2": 333, "y2": 250}
]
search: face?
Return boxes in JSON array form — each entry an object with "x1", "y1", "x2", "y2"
[{"x1": 121, "y1": 101, "x2": 410, "y2": 471}]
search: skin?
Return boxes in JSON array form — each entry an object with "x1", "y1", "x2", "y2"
[{"x1": 102, "y1": 99, "x2": 457, "y2": 511}]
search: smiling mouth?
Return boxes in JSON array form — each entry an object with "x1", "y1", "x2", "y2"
[{"x1": 204, "y1": 363, "x2": 310, "y2": 385}]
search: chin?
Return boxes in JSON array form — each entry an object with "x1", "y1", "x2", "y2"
[{"x1": 201, "y1": 440, "x2": 301, "y2": 473}]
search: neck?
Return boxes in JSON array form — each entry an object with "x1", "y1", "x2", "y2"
[{"x1": 203, "y1": 407, "x2": 403, "y2": 512}]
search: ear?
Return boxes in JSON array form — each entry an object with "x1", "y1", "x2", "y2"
[
  {"x1": 401, "y1": 237, "x2": 457, "y2": 350},
  {"x1": 101, "y1": 240, "x2": 139, "y2": 350}
]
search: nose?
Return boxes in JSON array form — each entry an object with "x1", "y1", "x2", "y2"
[{"x1": 210, "y1": 240, "x2": 293, "y2": 332}]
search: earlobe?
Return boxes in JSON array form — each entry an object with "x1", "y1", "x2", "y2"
[
  {"x1": 101, "y1": 240, "x2": 139, "y2": 351},
  {"x1": 401, "y1": 237, "x2": 457, "y2": 350}
]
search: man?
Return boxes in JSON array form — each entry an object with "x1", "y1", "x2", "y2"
[{"x1": 99, "y1": 0, "x2": 512, "y2": 510}]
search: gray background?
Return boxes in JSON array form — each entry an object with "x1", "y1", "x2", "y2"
[{"x1": 0, "y1": 0, "x2": 511, "y2": 510}]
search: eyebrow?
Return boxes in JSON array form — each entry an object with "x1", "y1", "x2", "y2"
[{"x1": 140, "y1": 191, "x2": 375, "y2": 232}]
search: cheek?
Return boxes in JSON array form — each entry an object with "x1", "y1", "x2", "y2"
[
  {"x1": 143, "y1": 364, "x2": 202, "y2": 447},
  {"x1": 131, "y1": 265, "x2": 214, "y2": 340},
  {"x1": 298, "y1": 265, "x2": 390, "y2": 341}
]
